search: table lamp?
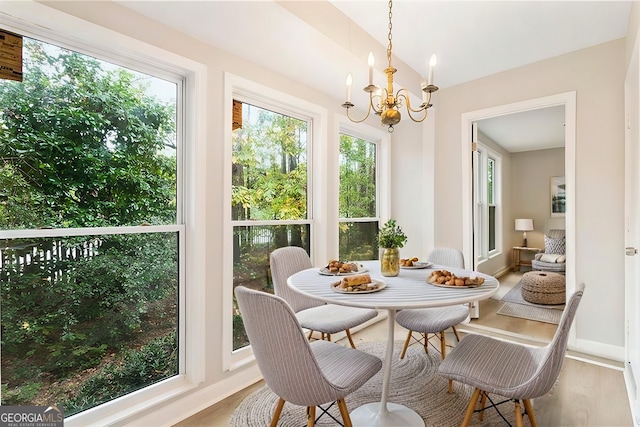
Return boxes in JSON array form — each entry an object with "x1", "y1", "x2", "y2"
[{"x1": 515, "y1": 218, "x2": 534, "y2": 247}]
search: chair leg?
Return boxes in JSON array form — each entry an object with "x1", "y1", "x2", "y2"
[
  {"x1": 423, "y1": 333, "x2": 429, "y2": 355},
  {"x1": 345, "y1": 329, "x2": 356, "y2": 349},
  {"x1": 461, "y1": 388, "x2": 481, "y2": 427},
  {"x1": 337, "y1": 397, "x2": 353, "y2": 427},
  {"x1": 400, "y1": 330, "x2": 413, "y2": 359},
  {"x1": 270, "y1": 398, "x2": 285, "y2": 427},
  {"x1": 439, "y1": 331, "x2": 447, "y2": 359},
  {"x1": 523, "y1": 399, "x2": 539, "y2": 427},
  {"x1": 478, "y1": 391, "x2": 488, "y2": 421},
  {"x1": 452, "y1": 325, "x2": 461, "y2": 341},
  {"x1": 448, "y1": 379, "x2": 453, "y2": 394},
  {"x1": 307, "y1": 330, "x2": 315, "y2": 341},
  {"x1": 514, "y1": 400, "x2": 524, "y2": 427},
  {"x1": 326, "y1": 333, "x2": 331, "y2": 342},
  {"x1": 307, "y1": 405, "x2": 316, "y2": 427}
]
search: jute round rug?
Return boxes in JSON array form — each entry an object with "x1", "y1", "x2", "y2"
[{"x1": 228, "y1": 340, "x2": 518, "y2": 426}]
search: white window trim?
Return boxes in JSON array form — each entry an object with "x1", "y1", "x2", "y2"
[
  {"x1": 222, "y1": 72, "x2": 328, "y2": 371},
  {"x1": 0, "y1": 3, "x2": 207, "y2": 426}
]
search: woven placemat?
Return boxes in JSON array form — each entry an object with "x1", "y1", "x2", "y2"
[{"x1": 228, "y1": 340, "x2": 517, "y2": 426}]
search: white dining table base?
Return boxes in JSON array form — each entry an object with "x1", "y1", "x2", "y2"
[{"x1": 349, "y1": 309, "x2": 425, "y2": 427}]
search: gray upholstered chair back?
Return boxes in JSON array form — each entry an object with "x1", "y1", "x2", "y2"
[
  {"x1": 270, "y1": 246, "x2": 322, "y2": 313},
  {"x1": 234, "y1": 286, "x2": 354, "y2": 406},
  {"x1": 427, "y1": 247, "x2": 465, "y2": 269},
  {"x1": 518, "y1": 282, "x2": 584, "y2": 398}
]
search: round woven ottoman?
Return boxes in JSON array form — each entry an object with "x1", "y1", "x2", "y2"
[{"x1": 521, "y1": 271, "x2": 566, "y2": 305}]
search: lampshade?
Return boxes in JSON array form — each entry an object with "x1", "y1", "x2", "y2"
[{"x1": 515, "y1": 218, "x2": 534, "y2": 231}]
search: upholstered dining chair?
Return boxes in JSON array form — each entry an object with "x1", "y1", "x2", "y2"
[
  {"x1": 395, "y1": 247, "x2": 468, "y2": 392},
  {"x1": 438, "y1": 282, "x2": 585, "y2": 427},
  {"x1": 270, "y1": 246, "x2": 378, "y2": 348},
  {"x1": 234, "y1": 286, "x2": 382, "y2": 427}
]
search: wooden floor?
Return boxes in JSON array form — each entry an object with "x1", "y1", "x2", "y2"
[{"x1": 175, "y1": 271, "x2": 634, "y2": 426}]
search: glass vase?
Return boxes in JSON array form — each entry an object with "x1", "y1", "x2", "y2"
[{"x1": 380, "y1": 247, "x2": 400, "y2": 277}]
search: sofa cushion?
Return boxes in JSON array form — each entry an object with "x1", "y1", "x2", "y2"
[
  {"x1": 540, "y1": 253, "x2": 565, "y2": 263},
  {"x1": 544, "y1": 234, "x2": 566, "y2": 255}
]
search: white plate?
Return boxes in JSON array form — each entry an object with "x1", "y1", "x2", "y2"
[
  {"x1": 319, "y1": 266, "x2": 368, "y2": 276},
  {"x1": 331, "y1": 279, "x2": 386, "y2": 294},
  {"x1": 428, "y1": 279, "x2": 483, "y2": 289},
  {"x1": 400, "y1": 261, "x2": 432, "y2": 270}
]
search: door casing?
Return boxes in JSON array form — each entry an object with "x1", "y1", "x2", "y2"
[{"x1": 460, "y1": 91, "x2": 577, "y2": 344}]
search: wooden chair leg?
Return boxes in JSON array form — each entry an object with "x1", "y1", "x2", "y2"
[
  {"x1": 461, "y1": 388, "x2": 481, "y2": 427},
  {"x1": 345, "y1": 329, "x2": 356, "y2": 349},
  {"x1": 439, "y1": 331, "x2": 447, "y2": 359},
  {"x1": 452, "y1": 325, "x2": 461, "y2": 342},
  {"x1": 270, "y1": 398, "x2": 285, "y2": 427},
  {"x1": 423, "y1": 333, "x2": 429, "y2": 354},
  {"x1": 400, "y1": 330, "x2": 412, "y2": 359},
  {"x1": 479, "y1": 391, "x2": 488, "y2": 421},
  {"x1": 337, "y1": 397, "x2": 353, "y2": 427},
  {"x1": 514, "y1": 400, "x2": 524, "y2": 427},
  {"x1": 326, "y1": 333, "x2": 331, "y2": 342},
  {"x1": 523, "y1": 399, "x2": 539, "y2": 427},
  {"x1": 307, "y1": 405, "x2": 316, "y2": 427},
  {"x1": 307, "y1": 330, "x2": 314, "y2": 341},
  {"x1": 448, "y1": 379, "x2": 453, "y2": 394}
]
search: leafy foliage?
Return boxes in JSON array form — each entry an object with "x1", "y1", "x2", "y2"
[
  {"x1": 0, "y1": 39, "x2": 177, "y2": 229},
  {"x1": 0, "y1": 38, "x2": 178, "y2": 412},
  {"x1": 62, "y1": 331, "x2": 178, "y2": 416},
  {"x1": 377, "y1": 219, "x2": 408, "y2": 248}
]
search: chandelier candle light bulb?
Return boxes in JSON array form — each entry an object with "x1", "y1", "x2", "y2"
[
  {"x1": 428, "y1": 54, "x2": 437, "y2": 86},
  {"x1": 346, "y1": 73, "x2": 352, "y2": 103},
  {"x1": 341, "y1": 0, "x2": 438, "y2": 132}
]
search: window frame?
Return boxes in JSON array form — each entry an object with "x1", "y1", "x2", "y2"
[
  {"x1": 222, "y1": 72, "x2": 328, "y2": 370},
  {"x1": 0, "y1": 4, "x2": 207, "y2": 426},
  {"x1": 474, "y1": 141, "x2": 502, "y2": 262},
  {"x1": 337, "y1": 127, "x2": 381, "y2": 260},
  {"x1": 337, "y1": 120, "x2": 391, "y2": 238}
]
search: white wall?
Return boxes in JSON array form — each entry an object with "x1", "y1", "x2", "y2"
[
  {"x1": 511, "y1": 147, "x2": 566, "y2": 249},
  {"x1": 435, "y1": 39, "x2": 626, "y2": 359}
]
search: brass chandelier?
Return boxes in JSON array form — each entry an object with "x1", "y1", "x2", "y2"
[{"x1": 342, "y1": 0, "x2": 438, "y2": 132}]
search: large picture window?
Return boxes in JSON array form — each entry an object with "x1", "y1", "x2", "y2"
[
  {"x1": 338, "y1": 132, "x2": 378, "y2": 261},
  {"x1": 0, "y1": 36, "x2": 182, "y2": 416},
  {"x1": 230, "y1": 100, "x2": 311, "y2": 351}
]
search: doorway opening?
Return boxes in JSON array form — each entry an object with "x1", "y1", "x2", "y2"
[{"x1": 460, "y1": 92, "x2": 577, "y2": 343}]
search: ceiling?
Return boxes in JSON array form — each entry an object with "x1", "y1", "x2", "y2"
[
  {"x1": 476, "y1": 106, "x2": 566, "y2": 153},
  {"x1": 117, "y1": 0, "x2": 631, "y2": 151}
]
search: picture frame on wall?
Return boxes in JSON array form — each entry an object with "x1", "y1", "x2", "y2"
[{"x1": 550, "y1": 176, "x2": 566, "y2": 217}]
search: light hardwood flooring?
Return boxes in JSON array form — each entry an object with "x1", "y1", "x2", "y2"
[{"x1": 175, "y1": 271, "x2": 634, "y2": 426}]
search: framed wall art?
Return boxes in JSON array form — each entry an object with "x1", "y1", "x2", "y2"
[{"x1": 550, "y1": 176, "x2": 566, "y2": 218}]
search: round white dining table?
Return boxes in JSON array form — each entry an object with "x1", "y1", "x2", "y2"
[{"x1": 287, "y1": 259, "x2": 499, "y2": 427}]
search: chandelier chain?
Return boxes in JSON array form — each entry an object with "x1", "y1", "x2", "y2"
[{"x1": 387, "y1": 0, "x2": 393, "y2": 67}]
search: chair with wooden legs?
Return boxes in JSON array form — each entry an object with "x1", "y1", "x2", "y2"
[
  {"x1": 270, "y1": 246, "x2": 378, "y2": 348},
  {"x1": 395, "y1": 305, "x2": 470, "y2": 392},
  {"x1": 395, "y1": 247, "x2": 468, "y2": 392},
  {"x1": 438, "y1": 283, "x2": 585, "y2": 427},
  {"x1": 234, "y1": 286, "x2": 382, "y2": 427}
]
